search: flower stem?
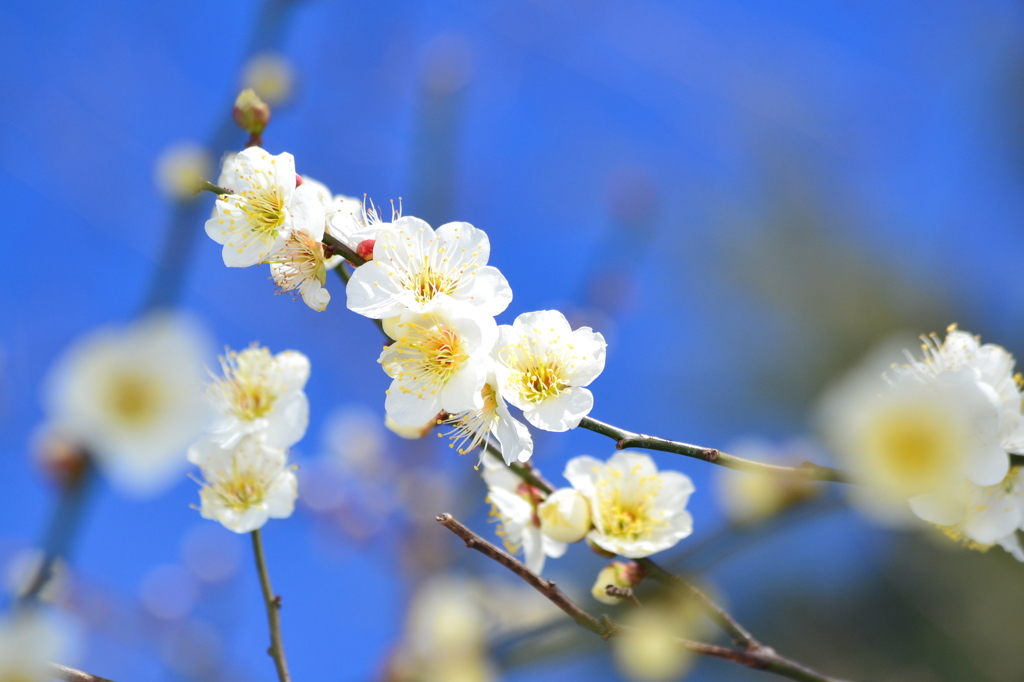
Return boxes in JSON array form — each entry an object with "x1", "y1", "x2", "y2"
[
  {"x1": 251, "y1": 529, "x2": 291, "y2": 682},
  {"x1": 577, "y1": 416, "x2": 849, "y2": 483}
]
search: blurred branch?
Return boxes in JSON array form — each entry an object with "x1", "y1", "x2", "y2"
[
  {"x1": 251, "y1": 529, "x2": 291, "y2": 682},
  {"x1": 578, "y1": 416, "x2": 849, "y2": 483},
  {"x1": 19, "y1": 461, "x2": 94, "y2": 608},
  {"x1": 437, "y1": 513, "x2": 851, "y2": 682},
  {"x1": 47, "y1": 663, "x2": 115, "y2": 682}
]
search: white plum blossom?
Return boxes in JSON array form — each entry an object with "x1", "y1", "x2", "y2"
[
  {"x1": 346, "y1": 217, "x2": 512, "y2": 319},
  {"x1": 327, "y1": 195, "x2": 395, "y2": 253},
  {"x1": 537, "y1": 488, "x2": 592, "y2": 543},
  {"x1": 564, "y1": 452, "x2": 694, "y2": 558},
  {"x1": 267, "y1": 229, "x2": 335, "y2": 311},
  {"x1": 205, "y1": 345, "x2": 310, "y2": 449},
  {"x1": 890, "y1": 326, "x2": 1024, "y2": 487},
  {"x1": 380, "y1": 311, "x2": 497, "y2": 427},
  {"x1": 0, "y1": 613, "x2": 67, "y2": 682},
  {"x1": 909, "y1": 467, "x2": 1024, "y2": 560},
  {"x1": 44, "y1": 314, "x2": 210, "y2": 496},
  {"x1": 495, "y1": 310, "x2": 606, "y2": 432},
  {"x1": 188, "y1": 434, "x2": 297, "y2": 533},
  {"x1": 205, "y1": 147, "x2": 326, "y2": 267},
  {"x1": 438, "y1": 369, "x2": 533, "y2": 465},
  {"x1": 482, "y1": 456, "x2": 565, "y2": 574}
]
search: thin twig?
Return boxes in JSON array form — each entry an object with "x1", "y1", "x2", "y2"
[
  {"x1": 638, "y1": 558, "x2": 758, "y2": 649},
  {"x1": 577, "y1": 416, "x2": 848, "y2": 483},
  {"x1": 47, "y1": 663, "x2": 115, "y2": 682},
  {"x1": 195, "y1": 180, "x2": 233, "y2": 196},
  {"x1": 436, "y1": 513, "x2": 614, "y2": 637},
  {"x1": 483, "y1": 442, "x2": 556, "y2": 493},
  {"x1": 251, "y1": 529, "x2": 291, "y2": 682},
  {"x1": 436, "y1": 512, "x2": 850, "y2": 682}
]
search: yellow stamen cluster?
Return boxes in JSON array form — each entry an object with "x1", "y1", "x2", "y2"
[
  {"x1": 212, "y1": 347, "x2": 278, "y2": 421},
  {"x1": 387, "y1": 319, "x2": 468, "y2": 397},
  {"x1": 203, "y1": 456, "x2": 272, "y2": 512},
  {"x1": 104, "y1": 372, "x2": 165, "y2": 428},
  {"x1": 487, "y1": 496, "x2": 522, "y2": 555},
  {"x1": 235, "y1": 181, "x2": 286, "y2": 239},
  {"x1": 405, "y1": 258, "x2": 461, "y2": 304},
  {"x1": 595, "y1": 466, "x2": 665, "y2": 541},
  {"x1": 269, "y1": 231, "x2": 327, "y2": 293},
  {"x1": 439, "y1": 384, "x2": 499, "y2": 455}
]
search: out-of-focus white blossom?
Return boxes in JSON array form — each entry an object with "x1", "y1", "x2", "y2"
[
  {"x1": 438, "y1": 370, "x2": 533, "y2": 465},
  {"x1": 482, "y1": 456, "x2": 565, "y2": 574},
  {"x1": 380, "y1": 312, "x2": 496, "y2": 427},
  {"x1": 188, "y1": 435, "x2": 297, "y2": 533},
  {"x1": 910, "y1": 467, "x2": 1024, "y2": 560},
  {"x1": 155, "y1": 142, "x2": 212, "y2": 200},
  {"x1": 565, "y1": 452, "x2": 694, "y2": 558},
  {"x1": 242, "y1": 52, "x2": 295, "y2": 105},
  {"x1": 205, "y1": 147, "x2": 326, "y2": 267},
  {"x1": 538, "y1": 488, "x2": 591, "y2": 543},
  {"x1": 714, "y1": 438, "x2": 820, "y2": 525},
  {"x1": 495, "y1": 310, "x2": 606, "y2": 432},
  {"x1": 204, "y1": 345, "x2": 310, "y2": 450},
  {"x1": 45, "y1": 315, "x2": 210, "y2": 496},
  {"x1": 387, "y1": 576, "x2": 496, "y2": 682},
  {"x1": 346, "y1": 217, "x2": 512, "y2": 319},
  {"x1": 385, "y1": 414, "x2": 436, "y2": 440},
  {"x1": 0, "y1": 612, "x2": 68, "y2": 682},
  {"x1": 612, "y1": 605, "x2": 697, "y2": 682}
]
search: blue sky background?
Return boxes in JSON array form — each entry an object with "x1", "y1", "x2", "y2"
[{"x1": 4, "y1": 1, "x2": 1024, "y2": 680}]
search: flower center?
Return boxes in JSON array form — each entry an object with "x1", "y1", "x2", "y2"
[
  {"x1": 209, "y1": 460, "x2": 270, "y2": 512},
  {"x1": 596, "y1": 470, "x2": 664, "y2": 541},
  {"x1": 392, "y1": 320, "x2": 468, "y2": 385},
  {"x1": 512, "y1": 354, "x2": 570, "y2": 404},
  {"x1": 227, "y1": 376, "x2": 276, "y2": 421},
  {"x1": 862, "y1": 403, "x2": 963, "y2": 497},
  {"x1": 211, "y1": 348, "x2": 279, "y2": 422},
  {"x1": 106, "y1": 372, "x2": 164, "y2": 427},
  {"x1": 406, "y1": 261, "x2": 459, "y2": 304},
  {"x1": 238, "y1": 185, "x2": 286, "y2": 239}
]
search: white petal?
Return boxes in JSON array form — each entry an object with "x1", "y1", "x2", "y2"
[{"x1": 523, "y1": 388, "x2": 594, "y2": 432}]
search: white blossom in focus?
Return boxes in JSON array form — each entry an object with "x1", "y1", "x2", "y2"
[
  {"x1": 565, "y1": 452, "x2": 694, "y2": 558},
  {"x1": 188, "y1": 435, "x2": 297, "y2": 533},
  {"x1": 482, "y1": 456, "x2": 566, "y2": 574},
  {"x1": 538, "y1": 488, "x2": 591, "y2": 543},
  {"x1": 327, "y1": 195, "x2": 395, "y2": 253},
  {"x1": 45, "y1": 315, "x2": 210, "y2": 496},
  {"x1": 205, "y1": 147, "x2": 326, "y2": 267},
  {"x1": 346, "y1": 217, "x2": 512, "y2": 319},
  {"x1": 495, "y1": 310, "x2": 606, "y2": 432},
  {"x1": 205, "y1": 345, "x2": 310, "y2": 449},
  {"x1": 267, "y1": 229, "x2": 334, "y2": 311},
  {"x1": 380, "y1": 312, "x2": 497, "y2": 427},
  {"x1": 438, "y1": 369, "x2": 533, "y2": 465}
]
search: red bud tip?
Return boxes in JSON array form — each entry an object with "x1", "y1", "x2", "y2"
[
  {"x1": 295, "y1": 174, "x2": 303, "y2": 188},
  {"x1": 356, "y1": 239, "x2": 376, "y2": 261}
]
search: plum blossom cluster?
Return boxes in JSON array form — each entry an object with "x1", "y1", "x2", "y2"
[
  {"x1": 483, "y1": 452, "x2": 695, "y2": 574},
  {"x1": 186, "y1": 344, "x2": 309, "y2": 533},
  {"x1": 824, "y1": 326, "x2": 1024, "y2": 560},
  {"x1": 207, "y1": 147, "x2": 609, "y2": 466}
]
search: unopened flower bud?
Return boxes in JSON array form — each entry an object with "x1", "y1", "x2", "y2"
[
  {"x1": 538, "y1": 488, "x2": 591, "y2": 543},
  {"x1": 356, "y1": 239, "x2": 376, "y2": 262},
  {"x1": 591, "y1": 561, "x2": 644, "y2": 605},
  {"x1": 382, "y1": 316, "x2": 401, "y2": 341},
  {"x1": 32, "y1": 426, "x2": 89, "y2": 489},
  {"x1": 233, "y1": 89, "x2": 271, "y2": 136}
]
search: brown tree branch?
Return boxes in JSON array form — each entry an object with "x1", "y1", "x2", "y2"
[
  {"x1": 577, "y1": 416, "x2": 848, "y2": 483},
  {"x1": 605, "y1": 585, "x2": 642, "y2": 607},
  {"x1": 47, "y1": 663, "x2": 115, "y2": 682},
  {"x1": 251, "y1": 529, "x2": 291, "y2": 682},
  {"x1": 436, "y1": 513, "x2": 851, "y2": 682}
]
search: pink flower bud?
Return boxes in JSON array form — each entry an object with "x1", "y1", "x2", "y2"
[
  {"x1": 232, "y1": 89, "x2": 271, "y2": 135},
  {"x1": 356, "y1": 239, "x2": 376, "y2": 261}
]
